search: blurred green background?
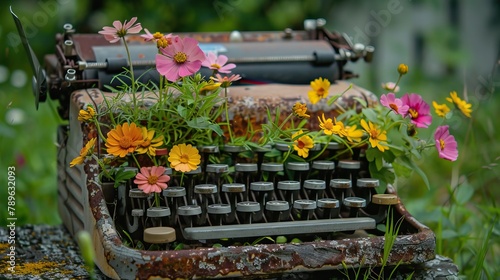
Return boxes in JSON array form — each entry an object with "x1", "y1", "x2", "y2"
[{"x1": 1, "y1": 0, "x2": 499, "y2": 277}]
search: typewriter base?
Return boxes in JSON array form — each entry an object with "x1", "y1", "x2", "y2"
[{"x1": 58, "y1": 84, "x2": 437, "y2": 279}]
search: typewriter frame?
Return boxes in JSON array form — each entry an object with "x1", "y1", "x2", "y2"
[{"x1": 59, "y1": 84, "x2": 436, "y2": 279}]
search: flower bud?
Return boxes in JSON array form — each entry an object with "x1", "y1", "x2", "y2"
[{"x1": 398, "y1": 64, "x2": 409, "y2": 75}]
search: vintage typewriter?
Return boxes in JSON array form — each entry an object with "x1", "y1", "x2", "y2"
[{"x1": 12, "y1": 8, "x2": 435, "y2": 279}]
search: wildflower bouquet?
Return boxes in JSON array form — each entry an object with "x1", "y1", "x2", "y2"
[{"x1": 68, "y1": 17, "x2": 471, "y2": 247}]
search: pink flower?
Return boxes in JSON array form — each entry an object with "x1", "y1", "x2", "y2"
[
  {"x1": 134, "y1": 166, "x2": 171, "y2": 194},
  {"x1": 401, "y1": 93, "x2": 432, "y2": 128},
  {"x1": 434, "y1": 125, "x2": 458, "y2": 161},
  {"x1": 202, "y1": 52, "x2": 236, "y2": 74},
  {"x1": 155, "y1": 37, "x2": 205, "y2": 82},
  {"x1": 380, "y1": 93, "x2": 409, "y2": 116},
  {"x1": 98, "y1": 17, "x2": 142, "y2": 43},
  {"x1": 211, "y1": 73, "x2": 241, "y2": 88}
]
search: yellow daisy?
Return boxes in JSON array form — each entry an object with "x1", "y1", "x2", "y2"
[
  {"x1": 293, "y1": 102, "x2": 310, "y2": 118},
  {"x1": 168, "y1": 143, "x2": 201, "y2": 172},
  {"x1": 70, "y1": 138, "x2": 96, "y2": 167},
  {"x1": 432, "y1": 101, "x2": 451, "y2": 118},
  {"x1": 136, "y1": 127, "x2": 164, "y2": 156},
  {"x1": 318, "y1": 114, "x2": 340, "y2": 135},
  {"x1": 343, "y1": 124, "x2": 363, "y2": 143},
  {"x1": 360, "y1": 119, "x2": 388, "y2": 152},
  {"x1": 308, "y1": 77, "x2": 330, "y2": 104},
  {"x1": 105, "y1": 122, "x2": 144, "y2": 157},
  {"x1": 292, "y1": 130, "x2": 314, "y2": 158},
  {"x1": 77, "y1": 106, "x2": 96, "y2": 122},
  {"x1": 446, "y1": 91, "x2": 472, "y2": 118}
]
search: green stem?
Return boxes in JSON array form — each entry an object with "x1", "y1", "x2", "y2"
[
  {"x1": 154, "y1": 193, "x2": 160, "y2": 207},
  {"x1": 392, "y1": 74, "x2": 403, "y2": 92},
  {"x1": 131, "y1": 154, "x2": 141, "y2": 169},
  {"x1": 122, "y1": 37, "x2": 137, "y2": 111},
  {"x1": 224, "y1": 87, "x2": 234, "y2": 143}
]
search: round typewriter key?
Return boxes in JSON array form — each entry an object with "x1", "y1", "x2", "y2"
[
  {"x1": 343, "y1": 197, "x2": 366, "y2": 218},
  {"x1": 338, "y1": 160, "x2": 361, "y2": 188},
  {"x1": 129, "y1": 188, "x2": 150, "y2": 198},
  {"x1": 338, "y1": 160, "x2": 361, "y2": 170},
  {"x1": 223, "y1": 145, "x2": 247, "y2": 153},
  {"x1": 237, "y1": 201, "x2": 261, "y2": 224},
  {"x1": 143, "y1": 227, "x2": 176, "y2": 244},
  {"x1": 177, "y1": 205, "x2": 202, "y2": 227},
  {"x1": 163, "y1": 167, "x2": 173, "y2": 176},
  {"x1": 253, "y1": 144, "x2": 272, "y2": 153},
  {"x1": 372, "y1": 194, "x2": 398, "y2": 205},
  {"x1": 250, "y1": 181, "x2": 274, "y2": 191},
  {"x1": 235, "y1": 163, "x2": 258, "y2": 172},
  {"x1": 330, "y1": 178, "x2": 353, "y2": 203},
  {"x1": 261, "y1": 162, "x2": 284, "y2": 172},
  {"x1": 312, "y1": 160, "x2": 335, "y2": 170},
  {"x1": 316, "y1": 198, "x2": 340, "y2": 219},
  {"x1": 274, "y1": 142, "x2": 291, "y2": 152},
  {"x1": 200, "y1": 145, "x2": 219, "y2": 153},
  {"x1": 286, "y1": 162, "x2": 310, "y2": 171},
  {"x1": 265, "y1": 200, "x2": 289, "y2": 211},
  {"x1": 147, "y1": 206, "x2": 171, "y2": 218},
  {"x1": 293, "y1": 199, "x2": 317, "y2": 220},
  {"x1": 222, "y1": 183, "x2": 246, "y2": 193},
  {"x1": 206, "y1": 164, "x2": 229, "y2": 173},
  {"x1": 131, "y1": 209, "x2": 144, "y2": 217},
  {"x1": 185, "y1": 166, "x2": 202, "y2": 175},
  {"x1": 356, "y1": 178, "x2": 379, "y2": 204},
  {"x1": 194, "y1": 184, "x2": 218, "y2": 194},
  {"x1": 310, "y1": 143, "x2": 322, "y2": 151},
  {"x1": 303, "y1": 179, "x2": 326, "y2": 200},
  {"x1": 163, "y1": 187, "x2": 186, "y2": 197},
  {"x1": 277, "y1": 180, "x2": 301, "y2": 190},
  {"x1": 208, "y1": 204, "x2": 231, "y2": 225}
]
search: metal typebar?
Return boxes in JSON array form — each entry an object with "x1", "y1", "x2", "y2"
[{"x1": 182, "y1": 217, "x2": 376, "y2": 240}]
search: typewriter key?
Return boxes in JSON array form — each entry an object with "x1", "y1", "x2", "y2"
[
  {"x1": 316, "y1": 198, "x2": 340, "y2": 219},
  {"x1": 312, "y1": 160, "x2": 335, "y2": 186},
  {"x1": 277, "y1": 180, "x2": 301, "y2": 206},
  {"x1": 355, "y1": 178, "x2": 379, "y2": 205},
  {"x1": 370, "y1": 194, "x2": 398, "y2": 224},
  {"x1": 343, "y1": 197, "x2": 366, "y2": 218},
  {"x1": 177, "y1": 205, "x2": 202, "y2": 227},
  {"x1": 250, "y1": 181, "x2": 274, "y2": 208},
  {"x1": 293, "y1": 199, "x2": 317, "y2": 220},
  {"x1": 146, "y1": 206, "x2": 171, "y2": 227},
  {"x1": 236, "y1": 201, "x2": 262, "y2": 224},
  {"x1": 286, "y1": 162, "x2": 310, "y2": 184},
  {"x1": 303, "y1": 179, "x2": 326, "y2": 200},
  {"x1": 265, "y1": 200, "x2": 290, "y2": 222},
  {"x1": 205, "y1": 164, "x2": 229, "y2": 192},
  {"x1": 330, "y1": 178, "x2": 353, "y2": 204},
  {"x1": 194, "y1": 184, "x2": 218, "y2": 225},
  {"x1": 338, "y1": 160, "x2": 361, "y2": 187},
  {"x1": 221, "y1": 183, "x2": 246, "y2": 211},
  {"x1": 143, "y1": 226, "x2": 176, "y2": 244},
  {"x1": 260, "y1": 162, "x2": 284, "y2": 185},
  {"x1": 207, "y1": 204, "x2": 231, "y2": 226},
  {"x1": 235, "y1": 163, "x2": 258, "y2": 200},
  {"x1": 163, "y1": 187, "x2": 187, "y2": 224}
]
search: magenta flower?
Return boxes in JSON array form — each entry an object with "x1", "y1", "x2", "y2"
[
  {"x1": 434, "y1": 125, "x2": 458, "y2": 161},
  {"x1": 380, "y1": 93, "x2": 409, "y2": 116},
  {"x1": 401, "y1": 93, "x2": 432, "y2": 128},
  {"x1": 155, "y1": 37, "x2": 205, "y2": 82},
  {"x1": 202, "y1": 52, "x2": 236, "y2": 74},
  {"x1": 98, "y1": 17, "x2": 142, "y2": 43},
  {"x1": 134, "y1": 166, "x2": 171, "y2": 194},
  {"x1": 211, "y1": 73, "x2": 241, "y2": 88}
]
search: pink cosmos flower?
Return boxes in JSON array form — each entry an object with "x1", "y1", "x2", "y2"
[
  {"x1": 211, "y1": 73, "x2": 241, "y2": 88},
  {"x1": 98, "y1": 17, "x2": 142, "y2": 43},
  {"x1": 380, "y1": 93, "x2": 409, "y2": 116},
  {"x1": 134, "y1": 166, "x2": 171, "y2": 194},
  {"x1": 434, "y1": 125, "x2": 458, "y2": 161},
  {"x1": 155, "y1": 37, "x2": 205, "y2": 82},
  {"x1": 202, "y1": 52, "x2": 236, "y2": 74},
  {"x1": 401, "y1": 93, "x2": 432, "y2": 128}
]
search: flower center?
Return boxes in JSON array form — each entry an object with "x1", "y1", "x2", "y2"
[
  {"x1": 323, "y1": 121, "x2": 334, "y2": 130},
  {"x1": 180, "y1": 154, "x2": 189, "y2": 163},
  {"x1": 297, "y1": 140, "x2": 305, "y2": 149},
  {"x1": 409, "y1": 108, "x2": 419, "y2": 119},
  {"x1": 117, "y1": 29, "x2": 127, "y2": 37},
  {"x1": 147, "y1": 175, "x2": 159, "y2": 185},
  {"x1": 439, "y1": 139, "x2": 445, "y2": 150},
  {"x1": 174, "y1": 52, "x2": 187, "y2": 63},
  {"x1": 389, "y1": 103, "x2": 399, "y2": 113},
  {"x1": 119, "y1": 136, "x2": 133, "y2": 149},
  {"x1": 317, "y1": 88, "x2": 326, "y2": 97},
  {"x1": 369, "y1": 129, "x2": 379, "y2": 139},
  {"x1": 153, "y1": 32, "x2": 164, "y2": 40},
  {"x1": 211, "y1": 63, "x2": 221, "y2": 69}
]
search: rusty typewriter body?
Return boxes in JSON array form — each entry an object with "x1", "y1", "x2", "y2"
[{"x1": 12, "y1": 8, "x2": 435, "y2": 279}]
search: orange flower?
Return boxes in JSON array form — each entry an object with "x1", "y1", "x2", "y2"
[
  {"x1": 168, "y1": 143, "x2": 201, "y2": 172},
  {"x1": 105, "y1": 122, "x2": 144, "y2": 157}
]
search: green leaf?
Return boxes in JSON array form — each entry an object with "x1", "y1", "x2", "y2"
[
  {"x1": 398, "y1": 156, "x2": 430, "y2": 189},
  {"x1": 177, "y1": 105, "x2": 187, "y2": 118},
  {"x1": 327, "y1": 94, "x2": 341, "y2": 106},
  {"x1": 352, "y1": 96, "x2": 368, "y2": 108},
  {"x1": 362, "y1": 108, "x2": 379, "y2": 123},
  {"x1": 454, "y1": 185, "x2": 474, "y2": 205},
  {"x1": 391, "y1": 161, "x2": 413, "y2": 178}
]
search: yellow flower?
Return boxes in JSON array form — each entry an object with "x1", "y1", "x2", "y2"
[
  {"x1": 432, "y1": 101, "x2": 451, "y2": 118},
  {"x1": 360, "y1": 119, "x2": 388, "y2": 152},
  {"x1": 70, "y1": 138, "x2": 96, "y2": 167},
  {"x1": 293, "y1": 102, "x2": 310, "y2": 118},
  {"x1": 168, "y1": 143, "x2": 201, "y2": 172},
  {"x1": 78, "y1": 106, "x2": 96, "y2": 122},
  {"x1": 446, "y1": 91, "x2": 472, "y2": 118},
  {"x1": 200, "y1": 80, "x2": 222, "y2": 93},
  {"x1": 105, "y1": 122, "x2": 144, "y2": 157},
  {"x1": 308, "y1": 77, "x2": 330, "y2": 104},
  {"x1": 292, "y1": 130, "x2": 314, "y2": 158},
  {"x1": 397, "y1": 64, "x2": 408, "y2": 75},
  {"x1": 318, "y1": 114, "x2": 341, "y2": 135},
  {"x1": 136, "y1": 127, "x2": 164, "y2": 156},
  {"x1": 343, "y1": 124, "x2": 363, "y2": 143}
]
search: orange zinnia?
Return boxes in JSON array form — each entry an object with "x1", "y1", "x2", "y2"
[{"x1": 105, "y1": 122, "x2": 144, "y2": 157}]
